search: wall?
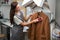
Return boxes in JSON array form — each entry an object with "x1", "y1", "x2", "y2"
[
  {"x1": 0, "y1": 5, "x2": 10, "y2": 19},
  {"x1": 56, "y1": 0, "x2": 60, "y2": 27},
  {"x1": 47, "y1": 0, "x2": 56, "y2": 19},
  {"x1": 0, "y1": 0, "x2": 12, "y2": 19}
]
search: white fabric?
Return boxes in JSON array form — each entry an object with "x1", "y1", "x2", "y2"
[
  {"x1": 22, "y1": 0, "x2": 45, "y2": 7},
  {"x1": 23, "y1": 26, "x2": 29, "y2": 32},
  {"x1": 33, "y1": 0, "x2": 45, "y2": 7},
  {"x1": 22, "y1": 0, "x2": 33, "y2": 6},
  {"x1": 14, "y1": 16, "x2": 23, "y2": 25}
]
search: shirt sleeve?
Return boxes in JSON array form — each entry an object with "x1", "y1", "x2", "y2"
[{"x1": 14, "y1": 16, "x2": 23, "y2": 25}]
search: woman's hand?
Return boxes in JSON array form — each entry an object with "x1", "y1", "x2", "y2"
[
  {"x1": 38, "y1": 17, "x2": 43, "y2": 22},
  {"x1": 32, "y1": 17, "x2": 43, "y2": 23}
]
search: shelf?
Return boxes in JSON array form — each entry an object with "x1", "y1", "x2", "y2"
[{"x1": 1, "y1": 4, "x2": 10, "y2": 6}]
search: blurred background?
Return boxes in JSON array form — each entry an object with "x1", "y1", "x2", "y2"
[{"x1": 0, "y1": 0, "x2": 60, "y2": 40}]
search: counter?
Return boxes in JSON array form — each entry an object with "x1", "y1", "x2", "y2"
[
  {"x1": 0, "y1": 19, "x2": 11, "y2": 40},
  {"x1": 0, "y1": 19, "x2": 28, "y2": 40}
]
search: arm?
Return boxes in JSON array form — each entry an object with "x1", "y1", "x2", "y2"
[
  {"x1": 21, "y1": 17, "x2": 43, "y2": 26},
  {"x1": 20, "y1": 20, "x2": 34, "y2": 26},
  {"x1": 14, "y1": 16, "x2": 38, "y2": 26},
  {"x1": 23, "y1": 15, "x2": 32, "y2": 21}
]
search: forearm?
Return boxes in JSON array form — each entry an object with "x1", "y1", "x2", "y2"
[{"x1": 20, "y1": 21, "x2": 34, "y2": 26}]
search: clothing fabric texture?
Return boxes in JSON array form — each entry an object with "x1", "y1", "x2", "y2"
[
  {"x1": 28, "y1": 11, "x2": 50, "y2": 40},
  {"x1": 11, "y1": 11, "x2": 24, "y2": 40}
]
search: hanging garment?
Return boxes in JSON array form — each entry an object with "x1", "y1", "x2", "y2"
[{"x1": 28, "y1": 11, "x2": 50, "y2": 40}]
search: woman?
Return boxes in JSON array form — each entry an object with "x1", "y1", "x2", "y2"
[{"x1": 10, "y1": 2, "x2": 39, "y2": 40}]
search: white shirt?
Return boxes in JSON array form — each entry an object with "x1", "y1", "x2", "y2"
[{"x1": 14, "y1": 15, "x2": 23, "y2": 25}]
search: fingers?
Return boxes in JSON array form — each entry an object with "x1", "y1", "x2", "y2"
[{"x1": 38, "y1": 17, "x2": 43, "y2": 22}]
